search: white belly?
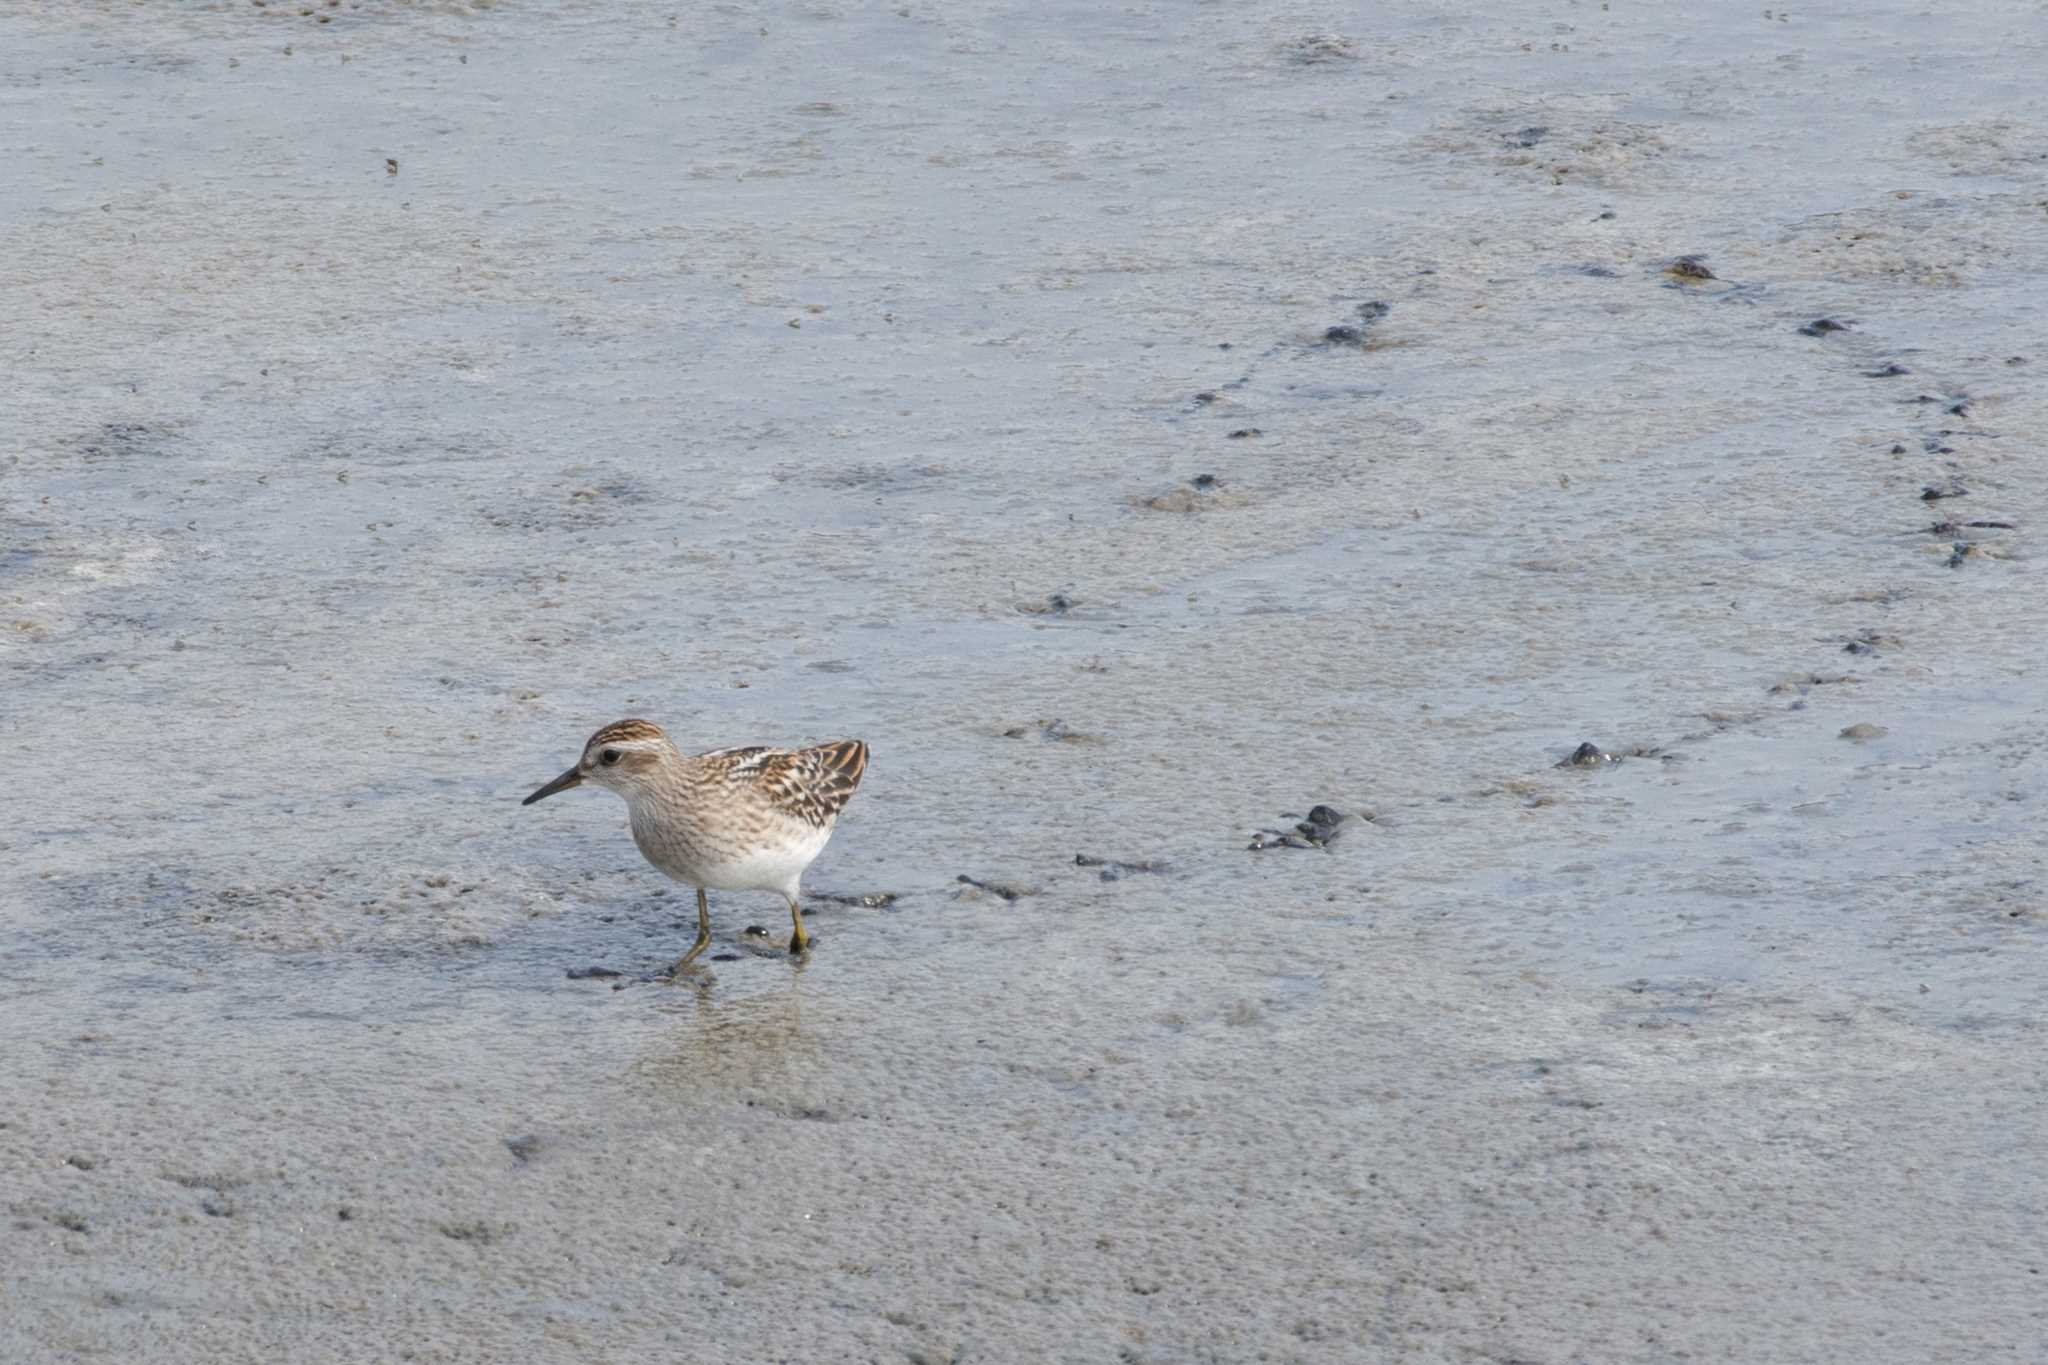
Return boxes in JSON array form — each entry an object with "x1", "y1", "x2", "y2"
[{"x1": 641, "y1": 816, "x2": 836, "y2": 899}]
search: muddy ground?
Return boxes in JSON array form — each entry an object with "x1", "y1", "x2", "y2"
[{"x1": 3, "y1": 2, "x2": 2045, "y2": 1361}]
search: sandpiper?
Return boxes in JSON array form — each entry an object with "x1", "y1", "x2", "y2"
[{"x1": 522, "y1": 719, "x2": 868, "y2": 974}]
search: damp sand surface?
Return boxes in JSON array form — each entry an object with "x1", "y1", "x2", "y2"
[{"x1": 3, "y1": 3, "x2": 2047, "y2": 1361}]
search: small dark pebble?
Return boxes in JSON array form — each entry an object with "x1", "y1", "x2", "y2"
[
  {"x1": 1664, "y1": 256, "x2": 1715, "y2": 280},
  {"x1": 337, "y1": 1207, "x2": 354, "y2": 1222},
  {"x1": 65, "y1": 1154, "x2": 97, "y2": 1171},
  {"x1": 1596, "y1": 209, "x2": 1616, "y2": 220},
  {"x1": 1218, "y1": 342, "x2": 1233, "y2": 350},
  {"x1": 1303, "y1": 804, "x2": 1345, "y2": 827},
  {"x1": 1920, "y1": 481, "x2": 1967, "y2": 501},
  {"x1": 2006, "y1": 355, "x2": 2027, "y2": 365},
  {"x1": 1558, "y1": 741, "x2": 1614, "y2": 768},
  {"x1": 742, "y1": 925, "x2": 770, "y2": 937},
  {"x1": 1355, "y1": 301, "x2": 1390, "y2": 323},
  {"x1": 1890, "y1": 443, "x2": 1907, "y2": 454},
  {"x1": 565, "y1": 966, "x2": 622, "y2": 979},
  {"x1": 1193, "y1": 391, "x2": 1218, "y2": 404},
  {"x1": 1043, "y1": 592, "x2": 1073, "y2": 614},
  {"x1": 1798, "y1": 318, "x2": 1848, "y2": 336},
  {"x1": 1323, "y1": 325, "x2": 1365, "y2": 346},
  {"x1": 1946, "y1": 402, "x2": 1969, "y2": 417},
  {"x1": 1508, "y1": 125, "x2": 1547, "y2": 147},
  {"x1": 503, "y1": 1135, "x2": 539, "y2": 1164},
  {"x1": 1864, "y1": 363, "x2": 1910, "y2": 378},
  {"x1": 201, "y1": 1198, "x2": 232, "y2": 1218},
  {"x1": 1226, "y1": 428, "x2": 1261, "y2": 439},
  {"x1": 1191, "y1": 473, "x2": 1219, "y2": 488}
]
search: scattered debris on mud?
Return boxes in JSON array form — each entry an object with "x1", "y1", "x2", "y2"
[{"x1": 1248, "y1": 804, "x2": 1358, "y2": 851}]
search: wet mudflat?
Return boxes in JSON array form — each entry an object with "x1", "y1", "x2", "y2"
[{"x1": 3, "y1": 2, "x2": 2045, "y2": 1361}]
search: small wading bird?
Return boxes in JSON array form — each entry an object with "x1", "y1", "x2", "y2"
[{"x1": 522, "y1": 719, "x2": 868, "y2": 975}]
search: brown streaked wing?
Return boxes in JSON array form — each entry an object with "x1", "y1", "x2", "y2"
[{"x1": 747, "y1": 740, "x2": 869, "y2": 828}]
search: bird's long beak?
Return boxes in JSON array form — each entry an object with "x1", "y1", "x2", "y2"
[{"x1": 522, "y1": 767, "x2": 584, "y2": 806}]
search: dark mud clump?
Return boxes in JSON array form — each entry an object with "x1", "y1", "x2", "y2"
[
  {"x1": 1280, "y1": 33, "x2": 1359, "y2": 65},
  {"x1": 1001, "y1": 718, "x2": 1098, "y2": 744},
  {"x1": 1926, "y1": 520, "x2": 2014, "y2": 536},
  {"x1": 437, "y1": 1221, "x2": 511, "y2": 1244},
  {"x1": 1841, "y1": 631, "x2": 1901, "y2": 655},
  {"x1": 1074, "y1": 853, "x2": 1173, "y2": 882},
  {"x1": 808, "y1": 891, "x2": 898, "y2": 909},
  {"x1": 1321, "y1": 301, "x2": 1390, "y2": 347},
  {"x1": 1948, "y1": 542, "x2": 1991, "y2": 569},
  {"x1": 1248, "y1": 804, "x2": 1355, "y2": 851},
  {"x1": 1558, "y1": 741, "x2": 1671, "y2": 766},
  {"x1": 956, "y1": 874, "x2": 1034, "y2": 901},
  {"x1": 1770, "y1": 673, "x2": 1857, "y2": 695}
]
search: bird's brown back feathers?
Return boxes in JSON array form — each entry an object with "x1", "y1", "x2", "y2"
[{"x1": 700, "y1": 739, "x2": 868, "y2": 828}]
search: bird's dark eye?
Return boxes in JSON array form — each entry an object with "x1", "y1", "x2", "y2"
[{"x1": 600, "y1": 748, "x2": 621, "y2": 766}]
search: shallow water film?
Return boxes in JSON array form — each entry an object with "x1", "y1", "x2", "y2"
[{"x1": 3, "y1": 3, "x2": 2045, "y2": 1361}]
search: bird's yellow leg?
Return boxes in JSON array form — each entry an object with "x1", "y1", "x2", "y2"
[
  {"x1": 664, "y1": 889, "x2": 713, "y2": 977},
  {"x1": 788, "y1": 896, "x2": 810, "y2": 955}
]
